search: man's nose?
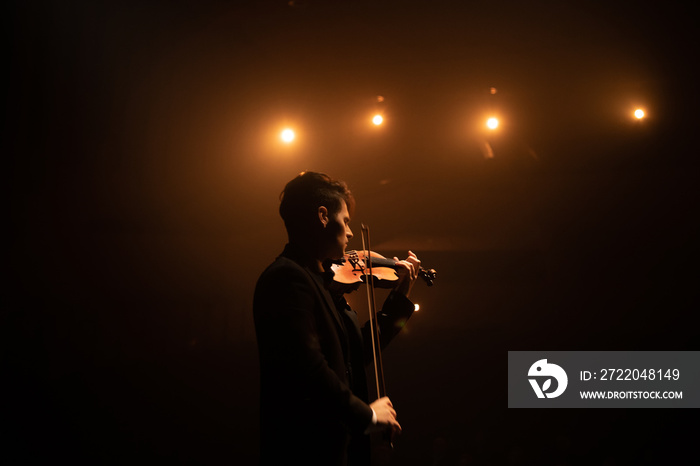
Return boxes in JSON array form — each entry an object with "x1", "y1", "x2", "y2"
[{"x1": 346, "y1": 227, "x2": 353, "y2": 239}]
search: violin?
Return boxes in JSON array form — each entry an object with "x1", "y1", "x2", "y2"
[{"x1": 331, "y1": 249, "x2": 437, "y2": 287}]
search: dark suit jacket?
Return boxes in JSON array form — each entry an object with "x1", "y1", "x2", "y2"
[{"x1": 253, "y1": 245, "x2": 414, "y2": 466}]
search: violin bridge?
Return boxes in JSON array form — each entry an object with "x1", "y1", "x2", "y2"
[{"x1": 348, "y1": 251, "x2": 363, "y2": 271}]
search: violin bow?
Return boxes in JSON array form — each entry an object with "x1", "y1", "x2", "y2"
[{"x1": 360, "y1": 225, "x2": 388, "y2": 408}]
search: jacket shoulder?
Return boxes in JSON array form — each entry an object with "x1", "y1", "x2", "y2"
[{"x1": 256, "y1": 255, "x2": 307, "y2": 285}]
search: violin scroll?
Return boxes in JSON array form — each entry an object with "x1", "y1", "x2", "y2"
[{"x1": 420, "y1": 267, "x2": 437, "y2": 286}]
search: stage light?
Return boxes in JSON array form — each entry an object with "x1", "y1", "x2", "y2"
[
  {"x1": 634, "y1": 109, "x2": 645, "y2": 120},
  {"x1": 486, "y1": 117, "x2": 499, "y2": 130},
  {"x1": 280, "y1": 128, "x2": 295, "y2": 143},
  {"x1": 372, "y1": 114, "x2": 384, "y2": 126},
  {"x1": 414, "y1": 304, "x2": 420, "y2": 312}
]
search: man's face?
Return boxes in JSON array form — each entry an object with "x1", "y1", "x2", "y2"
[{"x1": 323, "y1": 201, "x2": 353, "y2": 260}]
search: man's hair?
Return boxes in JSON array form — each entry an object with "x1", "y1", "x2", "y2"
[{"x1": 279, "y1": 171, "x2": 354, "y2": 237}]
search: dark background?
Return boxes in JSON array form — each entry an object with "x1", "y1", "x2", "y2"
[{"x1": 6, "y1": 1, "x2": 698, "y2": 464}]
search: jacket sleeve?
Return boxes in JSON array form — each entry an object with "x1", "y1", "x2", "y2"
[
  {"x1": 361, "y1": 290, "x2": 415, "y2": 364},
  {"x1": 254, "y1": 262, "x2": 373, "y2": 434}
]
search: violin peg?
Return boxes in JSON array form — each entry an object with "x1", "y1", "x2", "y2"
[{"x1": 419, "y1": 268, "x2": 437, "y2": 286}]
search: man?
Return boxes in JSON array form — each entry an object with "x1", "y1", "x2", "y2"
[{"x1": 253, "y1": 171, "x2": 420, "y2": 466}]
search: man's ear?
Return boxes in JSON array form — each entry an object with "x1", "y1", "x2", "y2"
[{"x1": 318, "y1": 206, "x2": 329, "y2": 227}]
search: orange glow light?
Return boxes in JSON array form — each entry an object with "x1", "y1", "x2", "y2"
[
  {"x1": 280, "y1": 128, "x2": 295, "y2": 143},
  {"x1": 634, "y1": 109, "x2": 645, "y2": 119},
  {"x1": 372, "y1": 114, "x2": 384, "y2": 125},
  {"x1": 486, "y1": 117, "x2": 499, "y2": 130}
]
